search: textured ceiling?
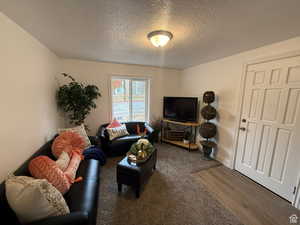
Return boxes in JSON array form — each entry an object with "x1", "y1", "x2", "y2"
[{"x1": 1, "y1": 0, "x2": 300, "y2": 69}]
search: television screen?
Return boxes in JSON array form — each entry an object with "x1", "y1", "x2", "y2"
[{"x1": 163, "y1": 97, "x2": 198, "y2": 122}]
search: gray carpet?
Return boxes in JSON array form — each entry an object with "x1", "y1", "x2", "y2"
[{"x1": 97, "y1": 143, "x2": 243, "y2": 225}]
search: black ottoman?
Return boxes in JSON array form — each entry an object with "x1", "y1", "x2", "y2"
[{"x1": 116, "y1": 148, "x2": 157, "y2": 198}]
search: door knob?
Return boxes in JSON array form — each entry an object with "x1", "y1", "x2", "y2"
[
  {"x1": 242, "y1": 118, "x2": 246, "y2": 122},
  {"x1": 239, "y1": 127, "x2": 246, "y2": 131}
]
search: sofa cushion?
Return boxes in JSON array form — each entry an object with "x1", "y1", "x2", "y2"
[
  {"x1": 58, "y1": 124, "x2": 91, "y2": 149},
  {"x1": 5, "y1": 175, "x2": 69, "y2": 224}
]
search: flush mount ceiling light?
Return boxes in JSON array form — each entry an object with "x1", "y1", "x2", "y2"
[{"x1": 147, "y1": 30, "x2": 173, "y2": 47}]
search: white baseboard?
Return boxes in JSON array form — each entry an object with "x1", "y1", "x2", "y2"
[{"x1": 215, "y1": 154, "x2": 232, "y2": 169}]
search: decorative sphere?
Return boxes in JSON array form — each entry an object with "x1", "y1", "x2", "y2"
[
  {"x1": 203, "y1": 91, "x2": 215, "y2": 104},
  {"x1": 201, "y1": 105, "x2": 217, "y2": 120},
  {"x1": 199, "y1": 122, "x2": 217, "y2": 138}
]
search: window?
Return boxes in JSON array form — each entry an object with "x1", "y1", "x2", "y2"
[{"x1": 111, "y1": 77, "x2": 149, "y2": 122}]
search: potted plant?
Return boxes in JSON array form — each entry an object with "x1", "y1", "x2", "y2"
[
  {"x1": 56, "y1": 73, "x2": 101, "y2": 128},
  {"x1": 183, "y1": 131, "x2": 191, "y2": 144}
]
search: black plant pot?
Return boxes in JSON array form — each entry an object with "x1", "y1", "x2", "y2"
[
  {"x1": 202, "y1": 145, "x2": 212, "y2": 160},
  {"x1": 200, "y1": 140, "x2": 216, "y2": 160}
]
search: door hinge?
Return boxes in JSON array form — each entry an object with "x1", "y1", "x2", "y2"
[{"x1": 293, "y1": 186, "x2": 296, "y2": 195}]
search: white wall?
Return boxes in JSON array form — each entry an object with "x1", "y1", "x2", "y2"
[
  {"x1": 61, "y1": 59, "x2": 181, "y2": 135},
  {"x1": 181, "y1": 36, "x2": 300, "y2": 168},
  {"x1": 0, "y1": 13, "x2": 61, "y2": 181}
]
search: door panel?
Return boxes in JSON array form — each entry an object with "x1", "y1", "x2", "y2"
[
  {"x1": 236, "y1": 55, "x2": 300, "y2": 202},
  {"x1": 288, "y1": 66, "x2": 300, "y2": 84},
  {"x1": 242, "y1": 122, "x2": 257, "y2": 166},
  {"x1": 249, "y1": 89, "x2": 261, "y2": 119},
  {"x1": 269, "y1": 128, "x2": 291, "y2": 182},
  {"x1": 256, "y1": 125, "x2": 271, "y2": 173},
  {"x1": 261, "y1": 89, "x2": 281, "y2": 121},
  {"x1": 285, "y1": 89, "x2": 300, "y2": 125},
  {"x1": 270, "y1": 69, "x2": 281, "y2": 85}
]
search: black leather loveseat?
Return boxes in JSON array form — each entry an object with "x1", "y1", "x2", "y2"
[
  {"x1": 97, "y1": 121, "x2": 154, "y2": 157},
  {"x1": 0, "y1": 136, "x2": 101, "y2": 225}
]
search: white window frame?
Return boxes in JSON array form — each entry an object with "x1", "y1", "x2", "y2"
[{"x1": 110, "y1": 76, "x2": 150, "y2": 122}]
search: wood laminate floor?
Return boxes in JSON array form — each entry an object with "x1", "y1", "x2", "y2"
[{"x1": 192, "y1": 166, "x2": 300, "y2": 225}]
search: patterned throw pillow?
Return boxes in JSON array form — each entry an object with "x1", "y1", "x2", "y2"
[
  {"x1": 64, "y1": 151, "x2": 82, "y2": 183},
  {"x1": 58, "y1": 124, "x2": 91, "y2": 149},
  {"x1": 5, "y1": 175, "x2": 69, "y2": 224},
  {"x1": 106, "y1": 124, "x2": 129, "y2": 141},
  {"x1": 29, "y1": 156, "x2": 71, "y2": 194},
  {"x1": 52, "y1": 131, "x2": 85, "y2": 158},
  {"x1": 106, "y1": 118, "x2": 122, "y2": 128},
  {"x1": 55, "y1": 151, "x2": 70, "y2": 171}
]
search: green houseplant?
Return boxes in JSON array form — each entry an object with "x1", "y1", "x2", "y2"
[{"x1": 56, "y1": 73, "x2": 101, "y2": 126}]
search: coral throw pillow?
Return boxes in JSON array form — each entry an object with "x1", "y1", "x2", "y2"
[
  {"x1": 107, "y1": 118, "x2": 122, "y2": 128},
  {"x1": 52, "y1": 131, "x2": 85, "y2": 159},
  {"x1": 29, "y1": 156, "x2": 71, "y2": 194}
]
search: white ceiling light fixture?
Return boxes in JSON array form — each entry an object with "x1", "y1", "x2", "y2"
[{"x1": 147, "y1": 30, "x2": 173, "y2": 47}]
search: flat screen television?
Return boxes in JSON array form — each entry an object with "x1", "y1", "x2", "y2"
[{"x1": 163, "y1": 97, "x2": 198, "y2": 122}]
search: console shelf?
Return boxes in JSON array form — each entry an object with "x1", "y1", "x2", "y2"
[
  {"x1": 160, "y1": 119, "x2": 200, "y2": 151},
  {"x1": 162, "y1": 119, "x2": 201, "y2": 127}
]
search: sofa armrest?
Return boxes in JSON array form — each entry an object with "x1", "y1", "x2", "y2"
[
  {"x1": 88, "y1": 136, "x2": 100, "y2": 147},
  {"x1": 145, "y1": 123, "x2": 154, "y2": 134},
  {"x1": 27, "y1": 211, "x2": 89, "y2": 225},
  {"x1": 97, "y1": 125, "x2": 109, "y2": 142},
  {"x1": 145, "y1": 123, "x2": 155, "y2": 144}
]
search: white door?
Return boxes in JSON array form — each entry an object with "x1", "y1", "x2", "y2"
[{"x1": 236, "y1": 55, "x2": 300, "y2": 202}]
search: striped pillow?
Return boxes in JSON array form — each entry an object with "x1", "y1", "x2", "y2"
[
  {"x1": 106, "y1": 124, "x2": 129, "y2": 140},
  {"x1": 29, "y1": 156, "x2": 71, "y2": 194}
]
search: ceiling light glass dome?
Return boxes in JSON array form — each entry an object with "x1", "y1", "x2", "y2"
[{"x1": 147, "y1": 30, "x2": 173, "y2": 47}]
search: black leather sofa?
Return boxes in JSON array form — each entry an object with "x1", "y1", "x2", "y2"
[
  {"x1": 97, "y1": 121, "x2": 154, "y2": 157},
  {"x1": 0, "y1": 136, "x2": 101, "y2": 225}
]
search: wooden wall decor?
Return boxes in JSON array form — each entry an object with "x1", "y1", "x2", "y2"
[{"x1": 199, "y1": 91, "x2": 217, "y2": 159}]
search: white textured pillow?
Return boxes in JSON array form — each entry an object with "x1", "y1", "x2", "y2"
[
  {"x1": 106, "y1": 124, "x2": 129, "y2": 140},
  {"x1": 58, "y1": 124, "x2": 91, "y2": 148},
  {"x1": 55, "y1": 151, "x2": 70, "y2": 171},
  {"x1": 5, "y1": 175, "x2": 70, "y2": 224}
]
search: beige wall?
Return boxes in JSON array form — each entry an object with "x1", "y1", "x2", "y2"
[
  {"x1": 181, "y1": 36, "x2": 300, "y2": 168},
  {"x1": 2, "y1": 7, "x2": 300, "y2": 180},
  {"x1": 61, "y1": 59, "x2": 181, "y2": 135},
  {"x1": 0, "y1": 13, "x2": 61, "y2": 181}
]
